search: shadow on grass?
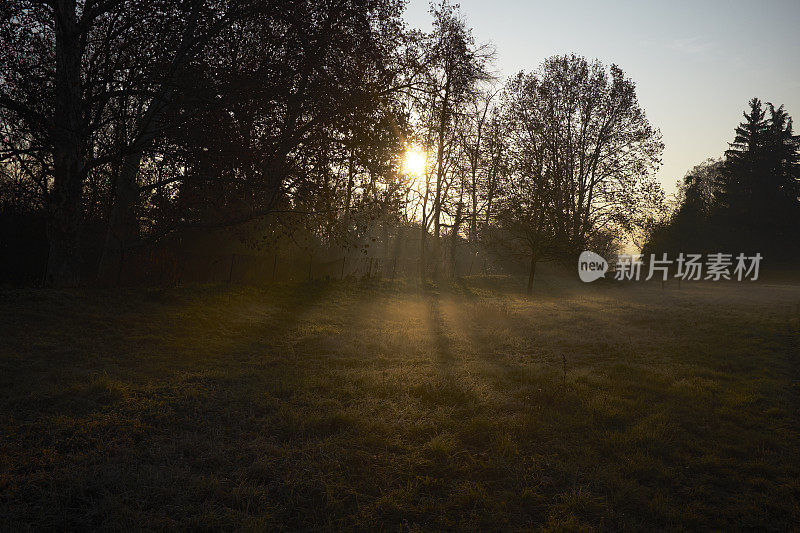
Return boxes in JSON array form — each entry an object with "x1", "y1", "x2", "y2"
[{"x1": 2, "y1": 278, "x2": 800, "y2": 530}]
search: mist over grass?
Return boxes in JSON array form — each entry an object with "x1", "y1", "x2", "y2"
[{"x1": 1, "y1": 276, "x2": 799, "y2": 529}]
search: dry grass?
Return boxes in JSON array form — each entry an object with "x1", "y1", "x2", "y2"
[{"x1": 1, "y1": 277, "x2": 799, "y2": 530}]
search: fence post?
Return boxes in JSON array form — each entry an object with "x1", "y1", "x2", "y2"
[
  {"x1": 341, "y1": 256, "x2": 346, "y2": 279},
  {"x1": 272, "y1": 254, "x2": 278, "y2": 282}
]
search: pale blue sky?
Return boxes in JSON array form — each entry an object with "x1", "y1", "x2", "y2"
[{"x1": 404, "y1": 0, "x2": 800, "y2": 194}]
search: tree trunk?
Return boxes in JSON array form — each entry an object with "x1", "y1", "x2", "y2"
[
  {"x1": 96, "y1": 7, "x2": 204, "y2": 282},
  {"x1": 470, "y1": 182, "x2": 478, "y2": 244},
  {"x1": 98, "y1": 71, "x2": 180, "y2": 282},
  {"x1": 45, "y1": 1, "x2": 84, "y2": 286},
  {"x1": 469, "y1": 104, "x2": 486, "y2": 244},
  {"x1": 45, "y1": 167, "x2": 83, "y2": 286},
  {"x1": 419, "y1": 224, "x2": 427, "y2": 280},
  {"x1": 526, "y1": 254, "x2": 537, "y2": 294},
  {"x1": 345, "y1": 144, "x2": 355, "y2": 219},
  {"x1": 419, "y1": 178, "x2": 430, "y2": 280},
  {"x1": 432, "y1": 78, "x2": 451, "y2": 280},
  {"x1": 97, "y1": 151, "x2": 142, "y2": 283},
  {"x1": 450, "y1": 201, "x2": 463, "y2": 278}
]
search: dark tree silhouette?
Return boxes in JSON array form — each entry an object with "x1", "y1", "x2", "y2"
[
  {"x1": 494, "y1": 55, "x2": 664, "y2": 291},
  {"x1": 645, "y1": 99, "x2": 800, "y2": 261},
  {"x1": 0, "y1": 0, "x2": 241, "y2": 285}
]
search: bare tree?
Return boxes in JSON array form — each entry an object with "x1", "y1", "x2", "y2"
[
  {"x1": 420, "y1": 0, "x2": 492, "y2": 278},
  {"x1": 460, "y1": 86, "x2": 499, "y2": 244},
  {"x1": 496, "y1": 55, "x2": 664, "y2": 292}
]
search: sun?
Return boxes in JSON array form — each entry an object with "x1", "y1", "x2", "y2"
[{"x1": 401, "y1": 146, "x2": 428, "y2": 179}]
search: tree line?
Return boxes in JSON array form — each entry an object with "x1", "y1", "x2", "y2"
[
  {"x1": 1, "y1": 0, "x2": 665, "y2": 288},
  {"x1": 644, "y1": 98, "x2": 800, "y2": 264}
]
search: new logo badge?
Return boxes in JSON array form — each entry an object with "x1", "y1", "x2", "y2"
[{"x1": 578, "y1": 251, "x2": 608, "y2": 282}]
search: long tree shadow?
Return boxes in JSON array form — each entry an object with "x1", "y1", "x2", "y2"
[
  {"x1": 0, "y1": 279, "x2": 402, "y2": 529},
  {"x1": 425, "y1": 290, "x2": 454, "y2": 366},
  {"x1": 413, "y1": 284, "x2": 482, "y2": 410},
  {"x1": 445, "y1": 287, "x2": 529, "y2": 374},
  {"x1": 0, "y1": 279, "x2": 368, "y2": 423}
]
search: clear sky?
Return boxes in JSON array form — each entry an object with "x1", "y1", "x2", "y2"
[{"x1": 403, "y1": 0, "x2": 800, "y2": 195}]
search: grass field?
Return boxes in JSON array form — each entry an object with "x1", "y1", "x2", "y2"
[{"x1": 1, "y1": 277, "x2": 799, "y2": 530}]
